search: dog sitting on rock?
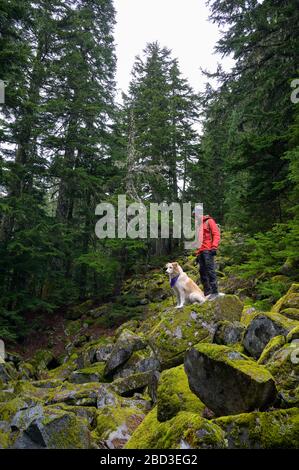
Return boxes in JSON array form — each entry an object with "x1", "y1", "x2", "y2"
[{"x1": 166, "y1": 262, "x2": 206, "y2": 308}]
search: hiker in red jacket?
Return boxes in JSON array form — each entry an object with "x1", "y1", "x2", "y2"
[{"x1": 195, "y1": 214, "x2": 220, "y2": 300}]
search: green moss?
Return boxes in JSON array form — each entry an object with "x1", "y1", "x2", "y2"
[
  {"x1": 193, "y1": 343, "x2": 275, "y2": 383},
  {"x1": 147, "y1": 295, "x2": 243, "y2": 368},
  {"x1": 157, "y1": 365, "x2": 205, "y2": 422},
  {"x1": 272, "y1": 284, "x2": 299, "y2": 314},
  {"x1": 92, "y1": 405, "x2": 145, "y2": 448},
  {"x1": 0, "y1": 424, "x2": 10, "y2": 448},
  {"x1": 0, "y1": 397, "x2": 29, "y2": 422},
  {"x1": 125, "y1": 408, "x2": 226, "y2": 449},
  {"x1": 280, "y1": 308, "x2": 299, "y2": 321},
  {"x1": 111, "y1": 371, "x2": 153, "y2": 396},
  {"x1": 264, "y1": 342, "x2": 299, "y2": 391},
  {"x1": 40, "y1": 408, "x2": 92, "y2": 448},
  {"x1": 257, "y1": 336, "x2": 286, "y2": 365},
  {"x1": 214, "y1": 408, "x2": 299, "y2": 449},
  {"x1": 286, "y1": 325, "x2": 299, "y2": 342}
]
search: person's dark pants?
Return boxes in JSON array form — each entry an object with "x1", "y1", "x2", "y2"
[{"x1": 199, "y1": 250, "x2": 218, "y2": 296}]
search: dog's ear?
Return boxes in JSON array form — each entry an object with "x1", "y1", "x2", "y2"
[{"x1": 172, "y1": 262, "x2": 178, "y2": 268}]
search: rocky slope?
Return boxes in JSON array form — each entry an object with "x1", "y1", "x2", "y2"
[{"x1": 0, "y1": 260, "x2": 299, "y2": 449}]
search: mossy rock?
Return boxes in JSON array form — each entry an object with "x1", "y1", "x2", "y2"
[
  {"x1": 64, "y1": 320, "x2": 82, "y2": 336},
  {"x1": 66, "y1": 300, "x2": 93, "y2": 320},
  {"x1": 272, "y1": 284, "x2": 299, "y2": 314},
  {"x1": 287, "y1": 326, "x2": 299, "y2": 342},
  {"x1": 43, "y1": 382, "x2": 107, "y2": 407},
  {"x1": 69, "y1": 362, "x2": 107, "y2": 384},
  {"x1": 46, "y1": 403, "x2": 97, "y2": 426},
  {"x1": 113, "y1": 348, "x2": 160, "y2": 380},
  {"x1": 45, "y1": 354, "x2": 79, "y2": 381},
  {"x1": 213, "y1": 320, "x2": 245, "y2": 345},
  {"x1": 111, "y1": 371, "x2": 153, "y2": 397},
  {"x1": 125, "y1": 408, "x2": 227, "y2": 449},
  {"x1": 240, "y1": 305, "x2": 259, "y2": 326},
  {"x1": 31, "y1": 379, "x2": 65, "y2": 389},
  {"x1": 157, "y1": 365, "x2": 205, "y2": 422},
  {"x1": 0, "y1": 421, "x2": 11, "y2": 448},
  {"x1": 243, "y1": 312, "x2": 298, "y2": 359},
  {"x1": 279, "y1": 308, "x2": 299, "y2": 321},
  {"x1": 93, "y1": 405, "x2": 145, "y2": 449},
  {"x1": 104, "y1": 329, "x2": 147, "y2": 377},
  {"x1": 184, "y1": 343, "x2": 277, "y2": 416},
  {"x1": 0, "y1": 397, "x2": 37, "y2": 422},
  {"x1": 18, "y1": 361, "x2": 36, "y2": 380},
  {"x1": 263, "y1": 341, "x2": 299, "y2": 395},
  {"x1": 148, "y1": 295, "x2": 243, "y2": 369},
  {"x1": 214, "y1": 407, "x2": 299, "y2": 449},
  {"x1": 257, "y1": 335, "x2": 286, "y2": 365},
  {"x1": 11, "y1": 407, "x2": 92, "y2": 449},
  {"x1": 0, "y1": 362, "x2": 18, "y2": 385}
]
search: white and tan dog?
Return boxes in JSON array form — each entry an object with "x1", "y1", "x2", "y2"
[{"x1": 166, "y1": 262, "x2": 206, "y2": 308}]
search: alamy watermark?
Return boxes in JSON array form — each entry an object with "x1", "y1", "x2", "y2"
[
  {"x1": 95, "y1": 196, "x2": 203, "y2": 249},
  {"x1": 0, "y1": 80, "x2": 7, "y2": 104},
  {"x1": 0, "y1": 339, "x2": 5, "y2": 363},
  {"x1": 291, "y1": 79, "x2": 299, "y2": 104}
]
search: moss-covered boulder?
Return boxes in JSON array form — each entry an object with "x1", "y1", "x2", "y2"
[
  {"x1": 262, "y1": 341, "x2": 299, "y2": 405},
  {"x1": 0, "y1": 362, "x2": 18, "y2": 385},
  {"x1": 66, "y1": 299, "x2": 93, "y2": 320},
  {"x1": 243, "y1": 312, "x2": 298, "y2": 359},
  {"x1": 29, "y1": 349, "x2": 56, "y2": 377},
  {"x1": 113, "y1": 348, "x2": 160, "y2": 380},
  {"x1": 111, "y1": 371, "x2": 153, "y2": 397},
  {"x1": 213, "y1": 320, "x2": 245, "y2": 345},
  {"x1": 157, "y1": 365, "x2": 205, "y2": 422},
  {"x1": 184, "y1": 343, "x2": 277, "y2": 416},
  {"x1": 287, "y1": 326, "x2": 299, "y2": 342},
  {"x1": 104, "y1": 329, "x2": 147, "y2": 377},
  {"x1": 148, "y1": 295, "x2": 243, "y2": 369},
  {"x1": 69, "y1": 362, "x2": 107, "y2": 384},
  {"x1": 213, "y1": 408, "x2": 299, "y2": 448},
  {"x1": 125, "y1": 408, "x2": 227, "y2": 449},
  {"x1": 92, "y1": 405, "x2": 145, "y2": 449},
  {"x1": 272, "y1": 283, "x2": 299, "y2": 315},
  {"x1": 11, "y1": 407, "x2": 92, "y2": 449},
  {"x1": 0, "y1": 421, "x2": 11, "y2": 448},
  {"x1": 43, "y1": 382, "x2": 109, "y2": 407},
  {"x1": 257, "y1": 336, "x2": 286, "y2": 365}
]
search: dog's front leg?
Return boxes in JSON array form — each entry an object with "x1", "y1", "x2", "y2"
[
  {"x1": 176, "y1": 288, "x2": 186, "y2": 308},
  {"x1": 174, "y1": 287, "x2": 181, "y2": 308}
]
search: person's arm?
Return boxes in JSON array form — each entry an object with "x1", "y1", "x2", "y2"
[{"x1": 208, "y1": 219, "x2": 220, "y2": 249}]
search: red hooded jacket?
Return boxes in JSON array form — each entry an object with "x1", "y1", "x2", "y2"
[{"x1": 195, "y1": 215, "x2": 220, "y2": 255}]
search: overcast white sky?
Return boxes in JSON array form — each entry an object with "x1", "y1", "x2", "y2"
[{"x1": 114, "y1": 0, "x2": 234, "y2": 99}]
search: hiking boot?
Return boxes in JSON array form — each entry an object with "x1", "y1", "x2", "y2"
[{"x1": 207, "y1": 293, "x2": 219, "y2": 301}]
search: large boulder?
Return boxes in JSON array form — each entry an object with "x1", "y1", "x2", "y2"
[
  {"x1": 69, "y1": 362, "x2": 106, "y2": 384},
  {"x1": 261, "y1": 340, "x2": 299, "y2": 407},
  {"x1": 272, "y1": 283, "x2": 299, "y2": 320},
  {"x1": 214, "y1": 407, "x2": 299, "y2": 449},
  {"x1": 243, "y1": 312, "x2": 298, "y2": 359},
  {"x1": 213, "y1": 320, "x2": 245, "y2": 345},
  {"x1": 113, "y1": 348, "x2": 160, "y2": 380},
  {"x1": 111, "y1": 371, "x2": 153, "y2": 397},
  {"x1": 92, "y1": 405, "x2": 145, "y2": 449},
  {"x1": 0, "y1": 362, "x2": 18, "y2": 385},
  {"x1": 148, "y1": 295, "x2": 243, "y2": 369},
  {"x1": 11, "y1": 407, "x2": 91, "y2": 449},
  {"x1": 104, "y1": 329, "x2": 147, "y2": 377},
  {"x1": 184, "y1": 344, "x2": 277, "y2": 416},
  {"x1": 125, "y1": 408, "x2": 227, "y2": 449},
  {"x1": 157, "y1": 365, "x2": 205, "y2": 422}
]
